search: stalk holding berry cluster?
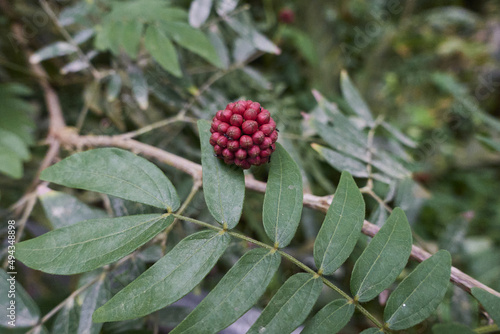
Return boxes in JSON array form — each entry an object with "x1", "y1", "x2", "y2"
[{"x1": 209, "y1": 100, "x2": 278, "y2": 169}]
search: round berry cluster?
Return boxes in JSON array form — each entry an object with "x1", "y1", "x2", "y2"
[{"x1": 209, "y1": 100, "x2": 278, "y2": 169}]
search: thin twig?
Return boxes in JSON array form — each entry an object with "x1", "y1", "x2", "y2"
[
  {"x1": 39, "y1": 0, "x2": 100, "y2": 79},
  {"x1": 26, "y1": 274, "x2": 103, "y2": 334}
]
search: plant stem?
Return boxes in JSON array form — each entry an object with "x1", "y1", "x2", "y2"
[
  {"x1": 172, "y1": 213, "x2": 385, "y2": 330},
  {"x1": 161, "y1": 178, "x2": 203, "y2": 253}
]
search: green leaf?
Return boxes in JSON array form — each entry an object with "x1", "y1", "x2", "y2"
[
  {"x1": 432, "y1": 323, "x2": 475, "y2": 334},
  {"x1": 0, "y1": 128, "x2": 30, "y2": 161},
  {"x1": 77, "y1": 276, "x2": 109, "y2": 334},
  {"x1": 247, "y1": 273, "x2": 322, "y2": 334},
  {"x1": 40, "y1": 148, "x2": 180, "y2": 211},
  {"x1": 129, "y1": 68, "x2": 149, "y2": 110},
  {"x1": 189, "y1": 0, "x2": 213, "y2": 28},
  {"x1": 263, "y1": 143, "x2": 303, "y2": 248},
  {"x1": 351, "y1": 208, "x2": 412, "y2": 302},
  {"x1": 471, "y1": 288, "x2": 500, "y2": 325},
  {"x1": 161, "y1": 21, "x2": 222, "y2": 68},
  {"x1": 477, "y1": 136, "x2": 500, "y2": 152},
  {"x1": 93, "y1": 230, "x2": 230, "y2": 322},
  {"x1": 0, "y1": 269, "x2": 40, "y2": 327},
  {"x1": 144, "y1": 25, "x2": 182, "y2": 77},
  {"x1": 314, "y1": 171, "x2": 365, "y2": 275},
  {"x1": 106, "y1": 73, "x2": 122, "y2": 102},
  {"x1": 16, "y1": 214, "x2": 174, "y2": 275},
  {"x1": 360, "y1": 328, "x2": 381, "y2": 334},
  {"x1": 171, "y1": 248, "x2": 281, "y2": 334},
  {"x1": 51, "y1": 299, "x2": 79, "y2": 334},
  {"x1": 39, "y1": 189, "x2": 107, "y2": 229},
  {"x1": 29, "y1": 41, "x2": 77, "y2": 63},
  {"x1": 340, "y1": 70, "x2": 374, "y2": 126},
  {"x1": 120, "y1": 21, "x2": 143, "y2": 59},
  {"x1": 301, "y1": 299, "x2": 354, "y2": 334},
  {"x1": 0, "y1": 148, "x2": 23, "y2": 179},
  {"x1": 384, "y1": 250, "x2": 452, "y2": 330},
  {"x1": 215, "y1": 0, "x2": 237, "y2": 15},
  {"x1": 312, "y1": 144, "x2": 368, "y2": 178},
  {"x1": 225, "y1": 13, "x2": 281, "y2": 55},
  {"x1": 198, "y1": 120, "x2": 245, "y2": 229},
  {"x1": 381, "y1": 122, "x2": 417, "y2": 148}
]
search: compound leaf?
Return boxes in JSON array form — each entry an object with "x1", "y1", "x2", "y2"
[
  {"x1": 40, "y1": 148, "x2": 180, "y2": 211},
  {"x1": 263, "y1": 143, "x2": 303, "y2": 248},
  {"x1": 16, "y1": 214, "x2": 173, "y2": 275},
  {"x1": 314, "y1": 171, "x2": 365, "y2": 275}
]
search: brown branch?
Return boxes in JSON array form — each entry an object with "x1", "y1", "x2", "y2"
[{"x1": 4, "y1": 0, "x2": 499, "y2": 301}]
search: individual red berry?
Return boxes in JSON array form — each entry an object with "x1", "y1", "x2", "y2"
[
  {"x1": 233, "y1": 103, "x2": 246, "y2": 115},
  {"x1": 243, "y1": 108, "x2": 258, "y2": 121},
  {"x1": 210, "y1": 132, "x2": 221, "y2": 146},
  {"x1": 217, "y1": 136, "x2": 228, "y2": 148},
  {"x1": 235, "y1": 159, "x2": 251, "y2": 169},
  {"x1": 260, "y1": 157, "x2": 269, "y2": 164},
  {"x1": 269, "y1": 130, "x2": 278, "y2": 143},
  {"x1": 242, "y1": 120, "x2": 258, "y2": 134},
  {"x1": 271, "y1": 143, "x2": 276, "y2": 151},
  {"x1": 211, "y1": 119, "x2": 221, "y2": 132},
  {"x1": 213, "y1": 145, "x2": 222, "y2": 155},
  {"x1": 226, "y1": 102, "x2": 235, "y2": 110},
  {"x1": 227, "y1": 126, "x2": 242, "y2": 140},
  {"x1": 278, "y1": 8, "x2": 295, "y2": 24},
  {"x1": 230, "y1": 114, "x2": 244, "y2": 127},
  {"x1": 216, "y1": 110, "x2": 223, "y2": 120},
  {"x1": 222, "y1": 148, "x2": 234, "y2": 159},
  {"x1": 260, "y1": 124, "x2": 273, "y2": 136},
  {"x1": 252, "y1": 131, "x2": 265, "y2": 145},
  {"x1": 221, "y1": 109, "x2": 233, "y2": 123},
  {"x1": 256, "y1": 111, "x2": 270, "y2": 125},
  {"x1": 260, "y1": 148, "x2": 272, "y2": 158},
  {"x1": 240, "y1": 135, "x2": 253, "y2": 149},
  {"x1": 224, "y1": 158, "x2": 235, "y2": 165},
  {"x1": 247, "y1": 156, "x2": 261, "y2": 165},
  {"x1": 248, "y1": 145, "x2": 261, "y2": 158},
  {"x1": 249, "y1": 102, "x2": 261, "y2": 110},
  {"x1": 260, "y1": 137, "x2": 272, "y2": 149},
  {"x1": 235, "y1": 149, "x2": 247, "y2": 160},
  {"x1": 217, "y1": 122, "x2": 230, "y2": 134},
  {"x1": 227, "y1": 140, "x2": 240, "y2": 152}
]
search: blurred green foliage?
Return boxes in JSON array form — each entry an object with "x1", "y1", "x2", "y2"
[{"x1": 1, "y1": 0, "x2": 500, "y2": 332}]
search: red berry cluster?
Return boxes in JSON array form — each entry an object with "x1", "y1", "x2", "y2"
[{"x1": 210, "y1": 100, "x2": 278, "y2": 169}]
